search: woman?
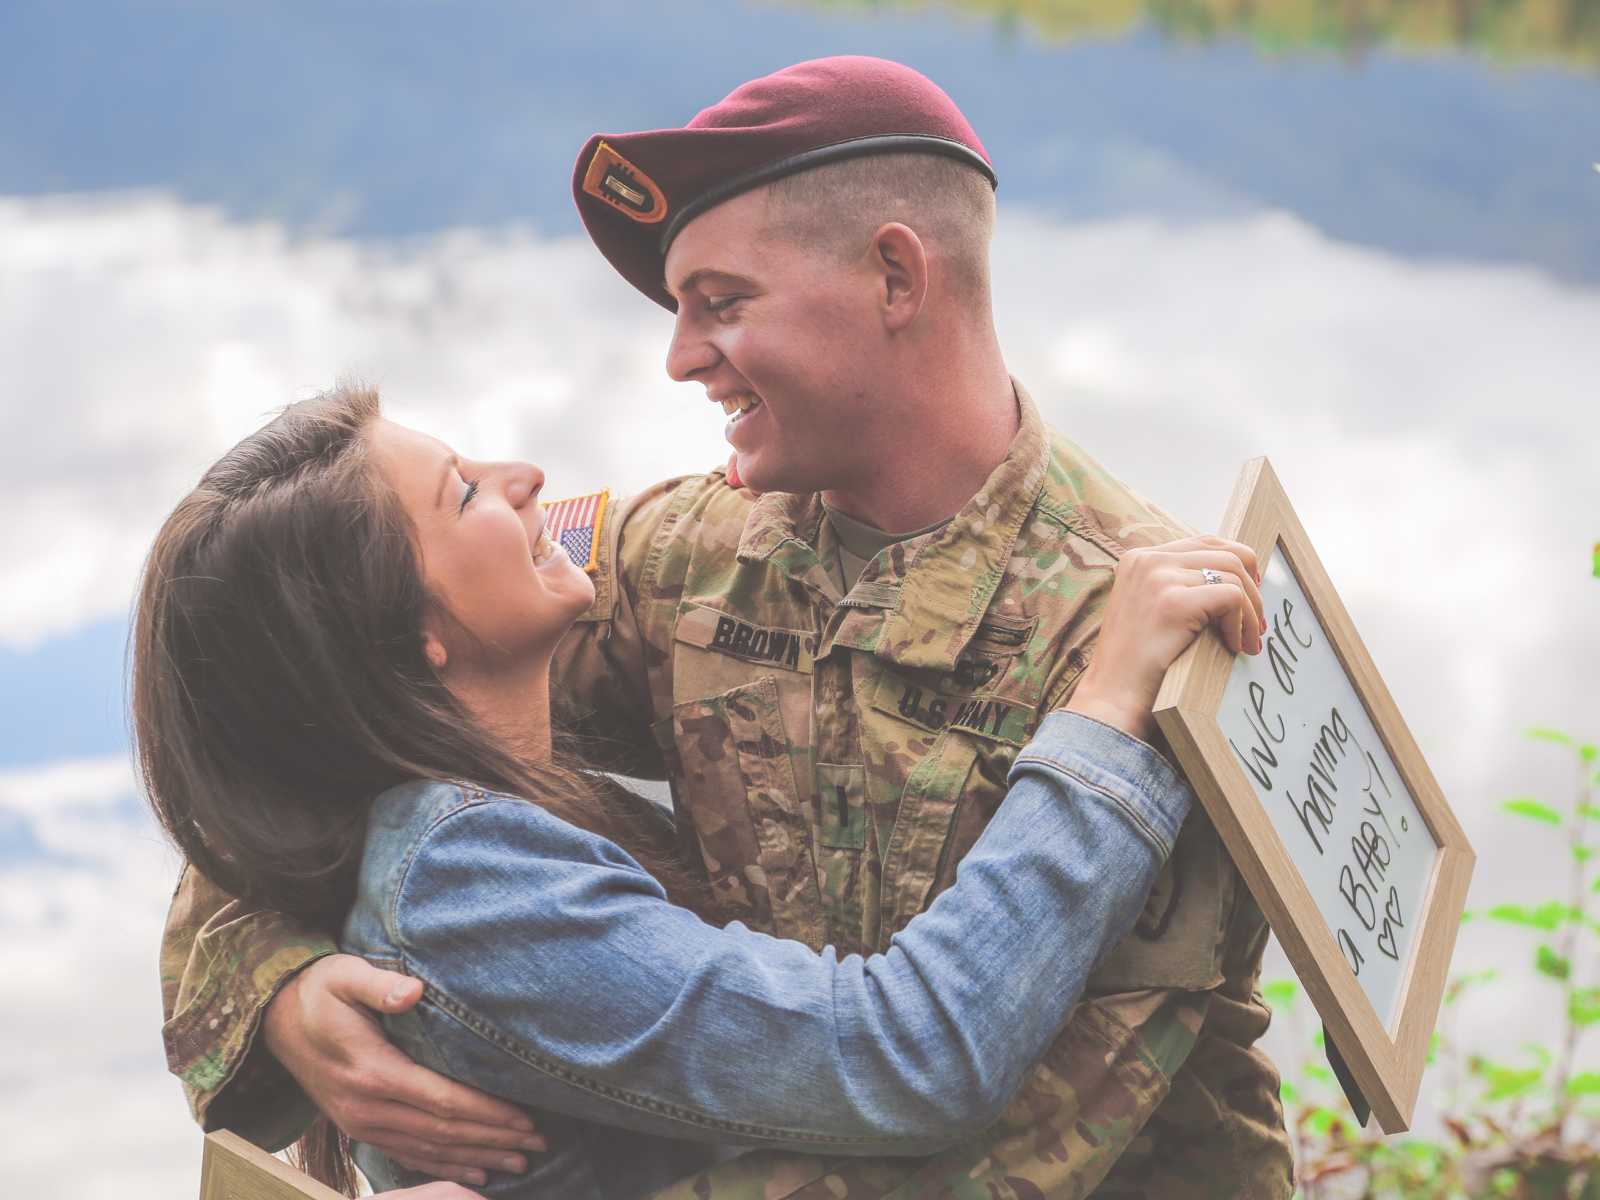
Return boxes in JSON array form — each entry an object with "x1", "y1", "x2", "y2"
[{"x1": 133, "y1": 385, "x2": 1264, "y2": 1198}]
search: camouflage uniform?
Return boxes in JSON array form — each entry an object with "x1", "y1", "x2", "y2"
[{"x1": 160, "y1": 384, "x2": 1293, "y2": 1198}]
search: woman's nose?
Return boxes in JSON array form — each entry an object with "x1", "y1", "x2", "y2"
[{"x1": 503, "y1": 462, "x2": 544, "y2": 509}]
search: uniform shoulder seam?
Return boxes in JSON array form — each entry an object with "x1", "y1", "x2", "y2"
[
  {"x1": 1032, "y1": 495, "x2": 1127, "y2": 560},
  {"x1": 637, "y1": 469, "x2": 736, "y2": 602}
]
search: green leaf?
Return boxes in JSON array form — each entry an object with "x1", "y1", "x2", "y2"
[
  {"x1": 1576, "y1": 845, "x2": 1595, "y2": 864},
  {"x1": 1304, "y1": 1106, "x2": 1347, "y2": 1137},
  {"x1": 1569, "y1": 988, "x2": 1600, "y2": 1027},
  {"x1": 1484, "y1": 1064, "x2": 1545, "y2": 1101},
  {"x1": 1280, "y1": 1079, "x2": 1300, "y2": 1104},
  {"x1": 1582, "y1": 743, "x2": 1598, "y2": 765},
  {"x1": 1471, "y1": 1047, "x2": 1551, "y2": 1101},
  {"x1": 1263, "y1": 979, "x2": 1299, "y2": 1010},
  {"x1": 1304, "y1": 1063, "x2": 1334, "y2": 1084},
  {"x1": 1401, "y1": 1139, "x2": 1452, "y2": 1171},
  {"x1": 1580, "y1": 804, "x2": 1600, "y2": 821},
  {"x1": 1488, "y1": 901, "x2": 1580, "y2": 930},
  {"x1": 1504, "y1": 798, "x2": 1563, "y2": 825},
  {"x1": 1567, "y1": 1072, "x2": 1600, "y2": 1096},
  {"x1": 1528, "y1": 727, "x2": 1574, "y2": 747},
  {"x1": 1538, "y1": 944, "x2": 1573, "y2": 980}
]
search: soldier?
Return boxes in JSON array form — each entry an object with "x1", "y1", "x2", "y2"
[{"x1": 160, "y1": 57, "x2": 1294, "y2": 1198}]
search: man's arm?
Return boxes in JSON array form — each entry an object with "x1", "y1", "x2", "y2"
[
  {"x1": 160, "y1": 869, "x2": 544, "y2": 1187},
  {"x1": 160, "y1": 865, "x2": 335, "y2": 1145},
  {"x1": 550, "y1": 473, "x2": 733, "y2": 776}
]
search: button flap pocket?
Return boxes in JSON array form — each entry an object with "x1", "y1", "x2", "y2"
[
  {"x1": 671, "y1": 677, "x2": 825, "y2": 950},
  {"x1": 966, "y1": 611, "x2": 1037, "y2": 654},
  {"x1": 1088, "y1": 812, "x2": 1229, "y2": 992}
]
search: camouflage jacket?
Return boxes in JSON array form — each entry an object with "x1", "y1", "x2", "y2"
[{"x1": 160, "y1": 384, "x2": 1293, "y2": 1198}]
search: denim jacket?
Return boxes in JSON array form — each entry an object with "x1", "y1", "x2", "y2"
[{"x1": 341, "y1": 711, "x2": 1194, "y2": 1198}]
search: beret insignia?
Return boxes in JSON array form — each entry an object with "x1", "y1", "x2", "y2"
[{"x1": 582, "y1": 141, "x2": 667, "y2": 224}]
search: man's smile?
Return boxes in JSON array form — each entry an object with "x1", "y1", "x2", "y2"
[{"x1": 710, "y1": 391, "x2": 762, "y2": 419}]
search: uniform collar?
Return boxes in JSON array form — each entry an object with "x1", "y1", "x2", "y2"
[
  {"x1": 737, "y1": 380, "x2": 1050, "y2": 669},
  {"x1": 737, "y1": 489, "x2": 841, "y2": 601},
  {"x1": 877, "y1": 381, "x2": 1048, "y2": 669}
]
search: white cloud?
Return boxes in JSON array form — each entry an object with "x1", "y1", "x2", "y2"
[
  {"x1": 0, "y1": 756, "x2": 200, "y2": 1199},
  {"x1": 0, "y1": 191, "x2": 714, "y2": 649}
]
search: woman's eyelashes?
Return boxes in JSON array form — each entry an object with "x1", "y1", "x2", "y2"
[{"x1": 458, "y1": 478, "x2": 480, "y2": 515}]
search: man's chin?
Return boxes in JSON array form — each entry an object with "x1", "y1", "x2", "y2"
[{"x1": 731, "y1": 446, "x2": 801, "y2": 493}]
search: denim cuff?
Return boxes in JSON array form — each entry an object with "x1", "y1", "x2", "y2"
[{"x1": 1007, "y1": 709, "x2": 1193, "y2": 857}]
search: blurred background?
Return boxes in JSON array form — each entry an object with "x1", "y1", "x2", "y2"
[{"x1": 2, "y1": 2, "x2": 1596, "y2": 1196}]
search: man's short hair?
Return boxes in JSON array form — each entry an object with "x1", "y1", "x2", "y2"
[{"x1": 763, "y1": 152, "x2": 996, "y2": 302}]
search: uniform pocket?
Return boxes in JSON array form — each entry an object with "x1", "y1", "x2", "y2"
[
  {"x1": 1088, "y1": 809, "x2": 1230, "y2": 992},
  {"x1": 879, "y1": 997, "x2": 1175, "y2": 1200},
  {"x1": 671, "y1": 676, "x2": 825, "y2": 950}
]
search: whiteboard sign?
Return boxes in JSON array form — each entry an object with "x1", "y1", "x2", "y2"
[
  {"x1": 1220, "y1": 550, "x2": 1436, "y2": 1031},
  {"x1": 1154, "y1": 457, "x2": 1474, "y2": 1133}
]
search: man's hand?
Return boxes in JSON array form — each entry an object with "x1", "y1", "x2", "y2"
[{"x1": 264, "y1": 954, "x2": 546, "y2": 1188}]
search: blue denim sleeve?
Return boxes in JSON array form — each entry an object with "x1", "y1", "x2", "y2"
[{"x1": 378, "y1": 710, "x2": 1192, "y2": 1155}]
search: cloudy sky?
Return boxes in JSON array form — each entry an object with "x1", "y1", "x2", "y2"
[{"x1": 2, "y1": 2, "x2": 1598, "y2": 1195}]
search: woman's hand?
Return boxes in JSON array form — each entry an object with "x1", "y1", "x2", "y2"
[{"x1": 1064, "y1": 534, "x2": 1266, "y2": 742}]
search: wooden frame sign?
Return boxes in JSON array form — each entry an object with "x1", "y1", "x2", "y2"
[
  {"x1": 199, "y1": 1129, "x2": 342, "y2": 1199},
  {"x1": 1153, "y1": 457, "x2": 1474, "y2": 1133}
]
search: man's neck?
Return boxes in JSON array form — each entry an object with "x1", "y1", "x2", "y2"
[{"x1": 822, "y1": 356, "x2": 1018, "y2": 533}]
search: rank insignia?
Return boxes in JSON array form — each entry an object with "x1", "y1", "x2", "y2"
[
  {"x1": 543, "y1": 490, "x2": 609, "y2": 574},
  {"x1": 582, "y1": 141, "x2": 668, "y2": 224}
]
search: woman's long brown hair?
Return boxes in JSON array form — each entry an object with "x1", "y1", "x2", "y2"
[{"x1": 131, "y1": 384, "x2": 704, "y2": 1192}]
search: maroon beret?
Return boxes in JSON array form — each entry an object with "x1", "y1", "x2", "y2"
[{"x1": 572, "y1": 56, "x2": 996, "y2": 311}]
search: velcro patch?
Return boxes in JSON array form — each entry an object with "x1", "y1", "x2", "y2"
[
  {"x1": 890, "y1": 687, "x2": 1029, "y2": 743},
  {"x1": 544, "y1": 490, "x2": 609, "y2": 574},
  {"x1": 871, "y1": 667, "x2": 1034, "y2": 745},
  {"x1": 582, "y1": 141, "x2": 668, "y2": 224},
  {"x1": 675, "y1": 602, "x2": 815, "y2": 674}
]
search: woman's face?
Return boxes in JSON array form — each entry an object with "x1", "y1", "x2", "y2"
[{"x1": 367, "y1": 418, "x2": 595, "y2": 667}]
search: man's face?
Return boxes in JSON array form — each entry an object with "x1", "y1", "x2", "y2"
[{"x1": 663, "y1": 188, "x2": 883, "y2": 496}]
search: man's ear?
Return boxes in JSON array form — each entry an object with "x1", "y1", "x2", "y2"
[{"x1": 870, "y1": 223, "x2": 928, "y2": 333}]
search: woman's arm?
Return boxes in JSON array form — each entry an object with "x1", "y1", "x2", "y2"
[{"x1": 355, "y1": 710, "x2": 1192, "y2": 1157}]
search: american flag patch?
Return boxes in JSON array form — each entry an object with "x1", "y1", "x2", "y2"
[{"x1": 543, "y1": 490, "x2": 609, "y2": 574}]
